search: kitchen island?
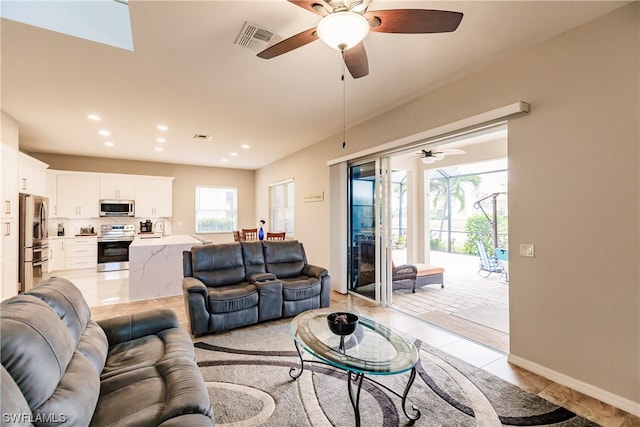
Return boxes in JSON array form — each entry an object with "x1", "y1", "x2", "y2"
[{"x1": 129, "y1": 234, "x2": 202, "y2": 301}]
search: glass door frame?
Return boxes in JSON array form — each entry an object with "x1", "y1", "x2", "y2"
[{"x1": 347, "y1": 156, "x2": 394, "y2": 306}]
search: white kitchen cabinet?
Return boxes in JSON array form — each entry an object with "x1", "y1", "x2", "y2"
[
  {"x1": 1, "y1": 143, "x2": 18, "y2": 219},
  {"x1": 56, "y1": 174, "x2": 99, "y2": 218},
  {"x1": 0, "y1": 219, "x2": 18, "y2": 300},
  {"x1": 18, "y1": 152, "x2": 48, "y2": 196},
  {"x1": 134, "y1": 177, "x2": 173, "y2": 218},
  {"x1": 47, "y1": 170, "x2": 58, "y2": 217},
  {"x1": 99, "y1": 176, "x2": 135, "y2": 200},
  {"x1": 1, "y1": 144, "x2": 18, "y2": 301},
  {"x1": 65, "y1": 237, "x2": 97, "y2": 270},
  {"x1": 49, "y1": 237, "x2": 66, "y2": 272}
]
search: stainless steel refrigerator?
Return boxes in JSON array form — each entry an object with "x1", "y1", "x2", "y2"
[{"x1": 19, "y1": 193, "x2": 49, "y2": 292}]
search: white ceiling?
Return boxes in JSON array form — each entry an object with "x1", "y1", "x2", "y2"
[{"x1": 1, "y1": 1, "x2": 627, "y2": 170}]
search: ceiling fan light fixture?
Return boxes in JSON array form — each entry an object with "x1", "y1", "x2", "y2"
[
  {"x1": 317, "y1": 11, "x2": 369, "y2": 51},
  {"x1": 421, "y1": 156, "x2": 436, "y2": 164}
]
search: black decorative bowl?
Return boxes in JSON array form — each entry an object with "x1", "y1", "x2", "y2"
[{"x1": 327, "y1": 312, "x2": 359, "y2": 336}]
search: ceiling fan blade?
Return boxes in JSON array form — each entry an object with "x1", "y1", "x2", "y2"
[
  {"x1": 343, "y1": 42, "x2": 369, "y2": 79},
  {"x1": 365, "y1": 9, "x2": 463, "y2": 34},
  {"x1": 442, "y1": 148, "x2": 465, "y2": 155},
  {"x1": 288, "y1": 0, "x2": 333, "y2": 16},
  {"x1": 257, "y1": 27, "x2": 318, "y2": 59}
]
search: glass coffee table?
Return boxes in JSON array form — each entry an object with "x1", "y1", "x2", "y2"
[{"x1": 290, "y1": 308, "x2": 421, "y2": 426}]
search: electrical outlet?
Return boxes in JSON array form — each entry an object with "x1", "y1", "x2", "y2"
[{"x1": 519, "y1": 243, "x2": 535, "y2": 257}]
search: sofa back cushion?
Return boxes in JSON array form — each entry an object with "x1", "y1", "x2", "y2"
[
  {"x1": 25, "y1": 276, "x2": 91, "y2": 343},
  {"x1": 263, "y1": 240, "x2": 306, "y2": 278},
  {"x1": 240, "y1": 241, "x2": 267, "y2": 275},
  {"x1": 190, "y1": 243, "x2": 246, "y2": 287},
  {"x1": 1, "y1": 295, "x2": 100, "y2": 425}
]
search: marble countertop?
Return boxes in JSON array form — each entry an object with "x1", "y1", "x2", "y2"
[{"x1": 130, "y1": 234, "x2": 202, "y2": 247}]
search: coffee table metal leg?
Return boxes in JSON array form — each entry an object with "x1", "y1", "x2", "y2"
[
  {"x1": 401, "y1": 367, "x2": 421, "y2": 423},
  {"x1": 289, "y1": 340, "x2": 305, "y2": 380},
  {"x1": 347, "y1": 372, "x2": 364, "y2": 427}
]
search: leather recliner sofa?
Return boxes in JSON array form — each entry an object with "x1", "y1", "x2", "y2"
[
  {"x1": 0, "y1": 277, "x2": 214, "y2": 426},
  {"x1": 182, "y1": 240, "x2": 330, "y2": 337}
]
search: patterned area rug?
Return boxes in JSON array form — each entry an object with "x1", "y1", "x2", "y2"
[{"x1": 195, "y1": 318, "x2": 597, "y2": 426}]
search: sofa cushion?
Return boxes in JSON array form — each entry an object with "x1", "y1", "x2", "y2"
[
  {"x1": 208, "y1": 283, "x2": 259, "y2": 314},
  {"x1": 25, "y1": 276, "x2": 92, "y2": 343},
  {"x1": 0, "y1": 295, "x2": 100, "y2": 426},
  {"x1": 101, "y1": 328, "x2": 196, "y2": 380},
  {"x1": 281, "y1": 277, "x2": 321, "y2": 301},
  {"x1": 191, "y1": 243, "x2": 246, "y2": 287},
  {"x1": 91, "y1": 357, "x2": 212, "y2": 426},
  {"x1": 240, "y1": 241, "x2": 267, "y2": 275},
  {"x1": 263, "y1": 240, "x2": 306, "y2": 278}
]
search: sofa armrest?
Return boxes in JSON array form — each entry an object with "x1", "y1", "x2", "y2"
[
  {"x1": 182, "y1": 277, "x2": 211, "y2": 337},
  {"x1": 302, "y1": 264, "x2": 329, "y2": 279},
  {"x1": 97, "y1": 309, "x2": 180, "y2": 346},
  {"x1": 247, "y1": 272, "x2": 277, "y2": 283}
]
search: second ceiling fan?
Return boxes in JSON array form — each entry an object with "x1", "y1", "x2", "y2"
[{"x1": 258, "y1": 0, "x2": 463, "y2": 79}]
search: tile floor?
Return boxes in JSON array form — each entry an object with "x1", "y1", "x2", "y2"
[{"x1": 47, "y1": 267, "x2": 638, "y2": 427}]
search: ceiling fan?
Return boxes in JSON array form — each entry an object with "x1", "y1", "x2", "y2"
[
  {"x1": 257, "y1": 0, "x2": 463, "y2": 79},
  {"x1": 417, "y1": 148, "x2": 465, "y2": 164}
]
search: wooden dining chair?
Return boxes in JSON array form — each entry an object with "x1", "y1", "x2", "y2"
[
  {"x1": 266, "y1": 232, "x2": 286, "y2": 241},
  {"x1": 241, "y1": 228, "x2": 258, "y2": 240},
  {"x1": 232, "y1": 230, "x2": 242, "y2": 242}
]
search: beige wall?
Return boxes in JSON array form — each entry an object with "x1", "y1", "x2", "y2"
[
  {"x1": 2, "y1": 111, "x2": 19, "y2": 149},
  {"x1": 30, "y1": 153, "x2": 255, "y2": 243},
  {"x1": 256, "y1": 3, "x2": 639, "y2": 409}
]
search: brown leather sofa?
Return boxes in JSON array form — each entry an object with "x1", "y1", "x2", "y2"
[
  {"x1": 182, "y1": 240, "x2": 330, "y2": 337},
  {"x1": 0, "y1": 277, "x2": 213, "y2": 426}
]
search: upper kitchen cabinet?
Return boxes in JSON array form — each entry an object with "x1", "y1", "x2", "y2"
[
  {"x1": 46, "y1": 170, "x2": 58, "y2": 217},
  {"x1": 1, "y1": 143, "x2": 18, "y2": 219},
  {"x1": 99, "y1": 176, "x2": 134, "y2": 200},
  {"x1": 56, "y1": 173, "x2": 99, "y2": 218},
  {"x1": 18, "y1": 152, "x2": 48, "y2": 196},
  {"x1": 134, "y1": 177, "x2": 173, "y2": 218}
]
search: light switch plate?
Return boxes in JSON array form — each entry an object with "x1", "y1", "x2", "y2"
[{"x1": 519, "y1": 243, "x2": 535, "y2": 257}]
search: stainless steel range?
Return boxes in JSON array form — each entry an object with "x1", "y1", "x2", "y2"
[{"x1": 97, "y1": 224, "x2": 135, "y2": 272}]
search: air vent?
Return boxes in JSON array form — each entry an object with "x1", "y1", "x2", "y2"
[
  {"x1": 192, "y1": 134, "x2": 212, "y2": 142},
  {"x1": 235, "y1": 21, "x2": 282, "y2": 52}
]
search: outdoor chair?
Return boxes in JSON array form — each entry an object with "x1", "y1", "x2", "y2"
[{"x1": 476, "y1": 241, "x2": 507, "y2": 280}]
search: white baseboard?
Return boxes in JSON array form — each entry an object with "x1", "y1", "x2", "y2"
[{"x1": 508, "y1": 354, "x2": 640, "y2": 417}]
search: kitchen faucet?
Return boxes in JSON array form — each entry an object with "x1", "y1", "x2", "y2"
[{"x1": 154, "y1": 220, "x2": 165, "y2": 237}]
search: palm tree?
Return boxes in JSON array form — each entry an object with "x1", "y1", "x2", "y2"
[{"x1": 430, "y1": 174, "x2": 480, "y2": 251}]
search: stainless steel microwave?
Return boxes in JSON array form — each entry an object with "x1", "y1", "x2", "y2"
[{"x1": 99, "y1": 200, "x2": 135, "y2": 217}]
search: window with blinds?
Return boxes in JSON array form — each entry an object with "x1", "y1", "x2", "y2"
[
  {"x1": 269, "y1": 180, "x2": 294, "y2": 236},
  {"x1": 195, "y1": 186, "x2": 237, "y2": 233}
]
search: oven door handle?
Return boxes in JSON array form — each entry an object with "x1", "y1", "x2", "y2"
[{"x1": 98, "y1": 237, "x2": 134, "y2": 242}]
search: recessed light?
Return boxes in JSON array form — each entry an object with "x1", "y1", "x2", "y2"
[
  {"x1": 221, "y1": 158, "x2": 228, "y2": 162},
  {"x1": 99, "y1": 130, "x2": 110, "y2": 136},
  {"x1": 104, "y1": 141, "x2": 114, "y2": 147},
  {"x1": 156, "y1": 138, "x2": 166, "y2": 143},
  {"x1": 230, "y1": 152, "x2": 238, "y2": 157},
  {"x1": 157, "y1": 125, "x2": 168, "y2": 131},
  {"x1": 241, "y1": 144, "x2": 250, "y2": 150},
  {"x1": 88, "y1": 114, "x2": 101, "y2": 121},
  {"x1": 154, "y1": 147, "x2": 164, "y2": 152}
]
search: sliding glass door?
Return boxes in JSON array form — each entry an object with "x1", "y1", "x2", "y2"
[{"x1": 348, "y1": 158, "x2": 393, "y2": 303}]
